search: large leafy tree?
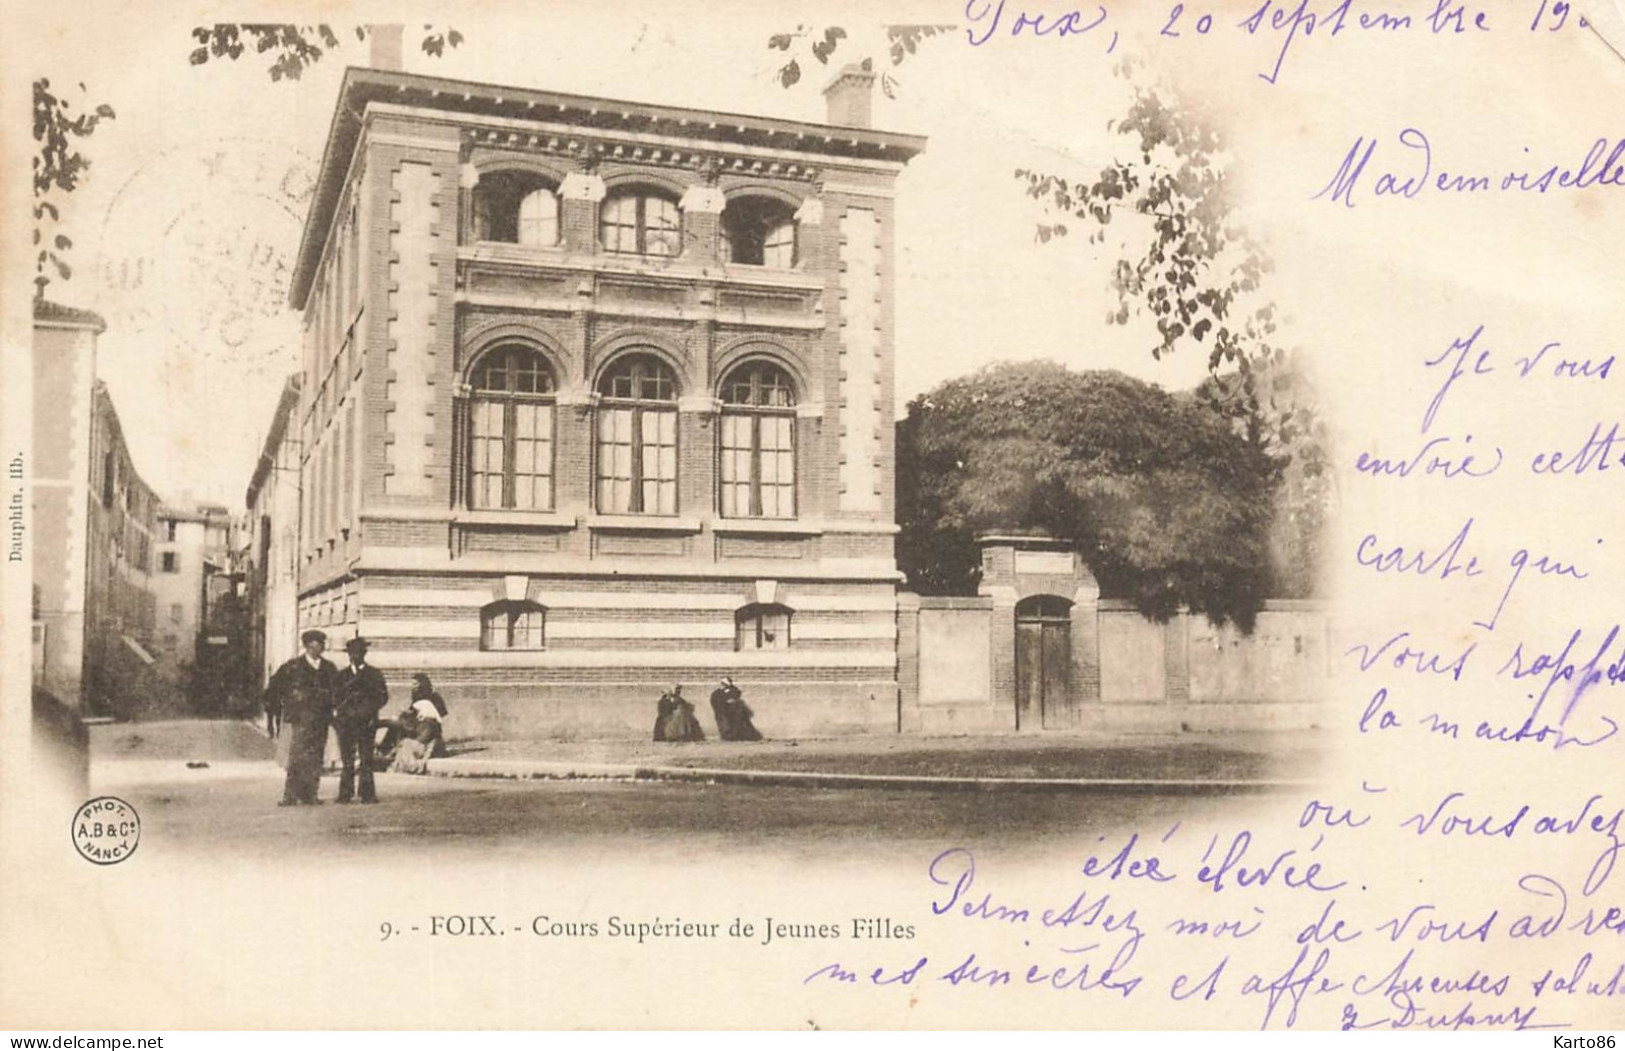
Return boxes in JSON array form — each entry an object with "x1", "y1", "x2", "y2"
[
  {"x1": 898, "y1": 361, "x2": 1280, "y2": 629},
  {"x1": 769, "y1": 31, "x2": 1329, "y2": 596},
  {"x1": 1015, "y1": 70, "x2": 1329, "y2": 595}
]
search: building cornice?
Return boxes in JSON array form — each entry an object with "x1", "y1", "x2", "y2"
[{"x1": 290, "y1": 67, "x2": 926, "y2": 309}]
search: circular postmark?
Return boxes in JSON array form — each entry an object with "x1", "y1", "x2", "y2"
[{"x1": 71, "y1": 796, "x2": 141, "y2": 866}]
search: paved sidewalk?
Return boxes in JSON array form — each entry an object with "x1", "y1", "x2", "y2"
[
  {"x1": 427, "y1": 729, "x2": 1321, "y2": 791},
  {"x1": 84, "y1": 719, "x2": 1322, "y2": 794},
  {"x1": 90, "y1": 718, "x2": 276, "y2": 762}
]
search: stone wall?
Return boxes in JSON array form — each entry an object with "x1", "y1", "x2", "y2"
[{"x1": 899, "y1": 594, "x2": 1330, "y2": 733}]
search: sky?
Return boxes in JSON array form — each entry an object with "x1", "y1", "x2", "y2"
[{"x1": 15, "y1": 0, "x2": 1625, "y2": 508}]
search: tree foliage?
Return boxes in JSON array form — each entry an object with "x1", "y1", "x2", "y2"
[
  {"x1": 1014, "y1": 71, "x2": 1326, "y2": 454},
  {"x1": 1015, "y1": 69, "x2": 1330, "y2": 594},
  {"x1": 767, "y1": 23, "x2": 953, "y2": 97},
  {"x1": 32, "y1": 79, "x2": 115, "y2": 298},
  {"x1": 188, "y1": 24, "x2": 463, "y2": 81},
  {"x1": 29, "y1": 24, "x2": 466, "y2": 299},
  {"x1": 898, "y1": 361, "x2": 1280, "y2": 629},
  {"x1": 1197, "y1": 355, "x2": 1330, "y2": 598},
  {"x1": 766, "y1": 31, "x2": 1329, "y2": 598}
]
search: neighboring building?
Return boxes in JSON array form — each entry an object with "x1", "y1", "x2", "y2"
[
  {"x1": 32, "y1": 301, "x2": 163, "y2": 720},
  {"x1": 286, "y1": 65, "x2": 925, "y2": 737},
  {"x1": 244, "y1": 374, "x2": 304, "y2": 685},
  {"x1": 152, "y1": 501, "x2": 242, "y2": 707},
  {"x1": 152, "y1": 506, "x2": 208, "y2": 680}
]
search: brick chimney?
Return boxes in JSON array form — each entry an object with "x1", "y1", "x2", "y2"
[
  {"x1": 368, "y1": 24, "x2": 404, "y2": 71},
  {"x1": 822, "y1": 63, "x2": 876, "y2": 128}
]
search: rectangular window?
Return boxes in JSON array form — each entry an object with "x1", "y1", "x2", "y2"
[
  {"x1": 759, "y1": 416, "x2": 795, "y2": 518},
  {"x1": 165, "y1": 521, "x2": 177, "y2": 542},
  {"x1": 643, "y1": 198, "x2": 681, "y2": 257},
  {"x1": 720, "y1": 415, "x2": 754, "y2": 518},
  {"x1": 511, "y1": 402, "x2": 554, "y2": 510},
  {"x1": 640, "y1": 409, "x2": 678, "y2": 514},
  {"x1": 470, "y1": 401, "x2": 554, "y2": 511},
  {"x1": 170, "y1": 602, "x2": 182, "y2": 623},
  {"x1": 600, "y1": 196, "x2": 639, "y2": 254},
  {"x1": 720, "y1": 414, "x2": 795, "y2": 519},
  {"x1": 470, "y1": 400, "x2": 507, "y2": 509},
  {"x1": 596, "y1": 408, "x2": 635, "y2": 513},
  {"x1": 482, "y1": 603, "x2": 545, "y2": 651},
  {"x1": 161, "y1": 552, "x2": 178, "y2": 573},
  {"x1": 763, "y1": 222, "x2": 796, "y2": 268},
  {"x1": 736, "y1": 606, "x2": 791, "y2": 651}
]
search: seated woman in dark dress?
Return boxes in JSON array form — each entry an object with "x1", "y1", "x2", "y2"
[
  {"x1": 709, "y1": 677, "x2": 763, "y2": 741},
  {"x1": 653, "y1": 684, "x2": 704, "y2": 742}
]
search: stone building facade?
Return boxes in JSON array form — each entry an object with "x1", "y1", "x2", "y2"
[
  {"x1": 244, "y1": 374, "x2": 305, "y2": 686},
  {"x1": 32, "y1": 301, "x2": 162, "y2": 719},
  {"x1": 286, "y1": 66, "x2": 925, "y2": 738}
]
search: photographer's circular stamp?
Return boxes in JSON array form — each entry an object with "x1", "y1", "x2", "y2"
[{"x1": 72, "y1": 796, "x2": 141, "y2": 866}]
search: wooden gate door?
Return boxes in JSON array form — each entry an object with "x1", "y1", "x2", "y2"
[{"x1": 1015, "y1": 596, "x2": 1074, "y2": 730}]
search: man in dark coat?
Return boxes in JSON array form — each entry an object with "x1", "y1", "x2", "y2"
[
  {"x1": 334, "y1": 637, "x2": 389, "y2": 804},
  {"x1": 266, "y1": 630, "x2": 340, "y2": 806}
]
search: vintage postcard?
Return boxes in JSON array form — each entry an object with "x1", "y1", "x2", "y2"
[{"x1": 2, "y1": 0, "x2": 1623, "y2": 1032}]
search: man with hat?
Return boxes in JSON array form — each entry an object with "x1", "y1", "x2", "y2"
[
  {"x1": 265, "y1": 629, "x2": 340, "y2": 806},
  {"x1": 334, "y1": 637, "x2": 390, "y2": 804}
]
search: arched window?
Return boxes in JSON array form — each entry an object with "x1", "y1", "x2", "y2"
[
  {"x1": 735, "y1": 603, "x2": 792, "y2": 651},
  {"x1": 468, "y1": 345, "x2": 555, "y2": 511},
  {"x1": 721, "y1": 197, "x2": 797, "y2": 267},
  {"x1": 471, "y1": 171, "x2": 559, "y2": 246},
  {"x1": 719, "y1": 361, "x2": 796, "y2": 519},
  {"x1": 481, "y1": 600, "x2": 545, "y2": 651},
  {"x1": 600, "y1": 188, "x2": 681, "y2": 256},
  {"x1": 595, "y1": 354, "x2": 679, "y2": 515}
]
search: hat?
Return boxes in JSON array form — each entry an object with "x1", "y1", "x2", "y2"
[
  {"x1": 300, "y1": 629, "x2": 327, "y2": 646},
  {"x1": 413, "y1": 672, "x2": 432, "y2": 684},
  {"x1": 345, "y1": 637, "x2": 370, "y2": 653}
]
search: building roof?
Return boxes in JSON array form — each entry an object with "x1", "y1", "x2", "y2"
[
  {"x1": 33, "y1": 299, "x2": 107, "y2": 333},
  {"x1": 245, "y1": 373, "x2": 303, "y2": 508},
  {"x1": 291, "y1": 67, "x2": 929, "y2": 308},
  {"x1": 90, "y1": 381, "x2": 160, "y2": 513}
]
